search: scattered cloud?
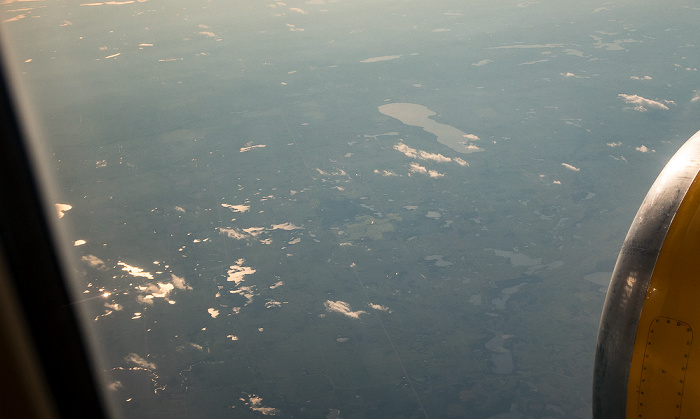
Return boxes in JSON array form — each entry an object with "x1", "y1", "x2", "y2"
[
  {"x1": 324, "y1": 300, "x2": 367, "y2": 319},
  {"x1": 519, "y1": 59, "x2": 548, "y2": 65},
  {"x1": 136, "y1": 282, "x2": 174, "y2": 305},
  {"x1": 82, "y1": 254, "x2": 108, "y2": 271},
  {"x1": 394, "y1": 142, "x2": 451, "y2": 163},
  {"x1": 119, "y1": 262, "x2": 154, "y2": 279},
  {"x1": 270, "y1": 222, "x2": 302, "y2": 230},
  {"x1": 241, "y1": 394, "x2": 280, "y2": 416},
  {"x1": 636, "y1": 145, "x2": 655, "y2": 153},
  {"x1": 409, "y1": 162, "x2": 444, "y2": 178},
  {"x1": 125, "y1": 353, "x2": 156, "y2": 370},
  {"x1": 226, "y1": 259, "x2": 256, "y2": 286},
  {"x1": 218, "y1": 222, "x2": 302, "y2": 243},
  {"x1": 55, "y1": 203, "x2": 72, "y2": 219},
  {"x1": 454, "y1": 157, "x2": 468, "y2": 166},
  {"x1": 472, "y1": 59, "x2": 493, "y2": 66},
  {"x1": 360, "y1": 55, "x2": 401, "y2": 63},
  {"x1": 368, "y1": 303, "x2": 392, "y2": 312},
  {"x1": 171, "y1": 274, "x2": 192, "y2": 290},
  {"x1": 561, "y1": 72, "x2": 589, "y2": 79},
  {"x1": 618, "y1": 94, "x2": 671, "y2": 112},
  {"x1": 104, "y1": 302, "x2": 122, "y2": 311},
  {"x1": 240, "y1": 143, "x2": 266, "y2": 152},
  {"x1": 374, "y1": 169, "x2": 401, "y2": 176},
  {"x1": 222, "y1": 203, "x2": 250, "y2": 213},
  {"x1": 392, "y1": 142, "x2": 468, "y2": 177},
  {"x1": 218, "y1": 227, "x2": 248, "y2": 240},
  {"x1": 393, "y1": 142, "x2": 468, "y2": 167},
  {"x1": 107, "y1": 381, "x2": 123, "y2": 391}
]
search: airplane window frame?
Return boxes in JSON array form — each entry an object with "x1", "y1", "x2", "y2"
[{"x1": 0, "y1": 46, "x2": 107, "y2": 419}]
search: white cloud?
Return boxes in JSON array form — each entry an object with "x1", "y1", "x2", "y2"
[
  {"x1": 242, "y1": 394, "x2": 280, "y2": 416},
  {"x1": 562, "y1": 163, "x2": 580, "y2": 172},
  {"x1": 368, "y1": 303, "x2": 392, "y2": 312},
  {"x1": 243, "y1": 227, "x2": 266, "y2": 237},
  {"x1": 104, "y1": 302, "x2": 122, "y2": 311},
  {"x1": 374, "y1": 169, "x2": 400, "y2": 176},
  {"x1": 394, "y1": 142, "x2": 451, "y2": 163},
  {"x1": 136, "y1": 282, "x2": 175, "y2": 303},
  {"x1": 360, "y1": 55, "x2": 401, "y2": 63},
  {"x1": 561, "y1": 72, "x2": 589, "y2": 79},
  {"x1": 392, "y1": 142, "x2": 467, "y2": 172},
  {"x1": 125, "y1": 353, "x2": 156, "y2": 370},
  {"x1": 82, "y1": 254, "x2": 108, "y2": 271},
  {"x1": 409, "y1": 162, "x2": 444, "y2": 178},
  {"x1": 107, "y1": 381, "x2": 123, "y2": 391},
  {"x1": 227, "y1": 259, "x2": 256, "y2": 286},
  {"x1": 472, "y1": 59, "x2": 492, "y2": 66},
  {"x1": 519, "y1": 59, "x2": 548, "y2": 65},
  {"x1": 240, "y1": 143, "x2": 266, "y2": 152},
  {"x1": 221, "y1": 203, "x2": 250, "y2": 212},
  {"x1": 218, "y1": 227, "x2": 247, "y2": 240},
  {"x1": 618, "y1": 94, "x2": 670, "y2": 112},
  {"x1": 171, "y1": 274, "x2": 192, "y2": 290},
  {"x1": 218, "y1": 222, "x2": 302, "y2": 245},
  {"x1": 55, "y1": 203, "x2": 72, "y2": 219},
  {"x1": 324, "y1": 300, "x2": 367, "y2": 319},
  {"x1": 270, "y1": 222, "x2": 302, "y2": 230},
  {"x1": 119, "y1": 262, "x2": 154, "y2": 279}
]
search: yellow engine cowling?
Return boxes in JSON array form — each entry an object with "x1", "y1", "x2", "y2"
[{"x1": 594, "y1": 130, "x2": 700, "y2": 418}]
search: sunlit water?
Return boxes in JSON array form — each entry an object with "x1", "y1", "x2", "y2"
[{"x1": 2, "y1": 0, "x2": 699, "y2": 417}]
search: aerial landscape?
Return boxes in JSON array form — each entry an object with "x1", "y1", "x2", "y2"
[{"x1": 2, "y1": 0, "x2": 699, "y2": 417}]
